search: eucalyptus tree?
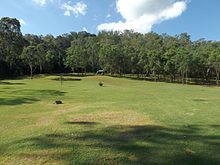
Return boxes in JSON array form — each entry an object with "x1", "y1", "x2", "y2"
[
  {"x1": 192, "y1": 39, "x2": 213, "y2": 81},
  {"x1": 208, "y1": 42, "x2": 220, "y2": 86},
  {"x1": 0, "y1": 17, "x2": 26, "y2": 75},
  {"x1": 54, "y1": 35, "x2": 71, "y2": 72},
  {"x1": 36, "y1": 43, "x2": 46, "y2": 73},
  {"x1": 0, "y1": 17, "x2": 22, "y2": 35},
  {"x1": 175, "y1": 33, "x2": 192, "y2": 84},
  {"x1": 65, "y1": 32, "x2": 96, "y2": 73},
  {"x1": 2, "y1": 16, "x2": 220, "y2": 84},
  {"x1": 98, "y1": 31, "x2": 128, "y2": 75},
  {"x1": 24, "y1": 34, "x2": 43, "y2": 46},
  {"x1": 144, "y1": 32, "x2": 165, "y2": 80},
  {"x1": 162, "y1": 34, "x2": 179, "y2": 82},
  {"x1": 86, "y1": 36, "x2": 100, "y2": 72},
  {"x1": 98, "y1": 31, "x2": 115, "y2": 73},
  {"x1": 42, "y1": 35, "x2": 59, "y2": 73},
  {"x1": 120, "y1": 30, "x2": 144, "y2": 75},
  {"x1": 21, "y1": 46, "x2": 39, "y2": 78},
  {"x1": 66, "y1": 46, "x2": 87, "y2": 73}
]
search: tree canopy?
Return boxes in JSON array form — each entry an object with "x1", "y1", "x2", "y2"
[{"x1": 1, "y1": 17, "x2": 220, "y2": 85}]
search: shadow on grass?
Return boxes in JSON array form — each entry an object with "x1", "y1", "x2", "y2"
[
  {"x1": 1, "y1": 124, "x2": 219, "y2": 165},
  {"x1": 0, "y1": 81, "x2": 25, "y2": 85},
  {"x1": 65, "y1": 121, "x2": 98, "y2": 125},
  {"x1": 0, "y1": 90, "x2": 66, "y2": 106},
  {"x1": 192, "y1": 99, "x2": 208, "y2": 102},
  {"x1": 57, "y1": 73, "x2": 95, "y2": 77},
  {"x1": 12, "y1": 89, "x2": 66, "y2": 97},
  {"x1": 107, "y1": 75, "x2": 219, "y2": 87},
  {"x1": 0, "y1": 97, "x2": 39, "y2": 106},
  {"x1": 51, "y1": 78, "x2": 82, "y2": 82}
]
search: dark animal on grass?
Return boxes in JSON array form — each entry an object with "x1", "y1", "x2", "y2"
[
  {"x1": 54, "y1": 100, "x2": 63, "y2": 104},
  {"x1": 99, "y1": 82, "x2": 103, "y2": 86},
  {"x1": 96, "y1": 70, "x2": 105, "y2": 75}
]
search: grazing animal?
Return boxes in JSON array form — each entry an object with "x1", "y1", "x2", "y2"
[
  {"x1": 55, "y1": 100, "x2": 62, "y2": 104},
  {"x1": 96, "y1": 70, "x2": 105, "y2": 75}
]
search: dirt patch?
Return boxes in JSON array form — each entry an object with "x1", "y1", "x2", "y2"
[
  {"x1": 68, "y1": 111, "x2": 156, "y2": 126},
  {"x1": 36, "y1": 116, "x2": 55, "y2": 127}
]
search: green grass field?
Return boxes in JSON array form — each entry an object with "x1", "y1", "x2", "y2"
[{"x1": 0, "y1": 75, "x2": 219, "y2": 165}]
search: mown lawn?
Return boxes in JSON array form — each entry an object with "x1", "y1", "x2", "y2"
[{"x1": 0, "y1": 75, "x2": 219, "y2": 165}]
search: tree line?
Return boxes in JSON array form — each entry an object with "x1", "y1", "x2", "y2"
[{"x1": 1, "y1": 17, "x2": 220, "y2": 85}]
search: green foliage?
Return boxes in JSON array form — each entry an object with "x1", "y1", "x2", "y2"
[
  {"x1": 208, "y1": 46, "x2": 220, "y2": 85},
  {"x1": 0, "y1": 17, "x2": 21, "y2": 35},
  {"x1": 1, "y1": 17, "x2": 220, "y2": 85},
  {"x1": 21, "y1": 46, "x2": 39, "y2": 77}
]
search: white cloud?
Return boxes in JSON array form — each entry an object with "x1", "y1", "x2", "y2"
[
  {"x1": 33, "y1": 0, "x2": 53, "y2": 6},
  {"x1": 19, "y1": 19, "x2": 26, "y2": 26},
  {"x1": 98, "y1": 0, "x2": 188, "y2": 33},
  {"x1": 61, "y1": 1, "x2": 87, "y2": 17},
  {"x1": 106, "y1": 14, "x2": 111, "y2": 19},
  {"x1": 82, "y1": 27, "x2": 88, "y2": 32}
]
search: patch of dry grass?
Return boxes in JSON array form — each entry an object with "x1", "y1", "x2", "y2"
[
  {"x1": 68, "y1": 110, "x2": 156, "y2": 126},
  {"x1": 0, "y1": 75, "x2": 220, "y2": 165}
]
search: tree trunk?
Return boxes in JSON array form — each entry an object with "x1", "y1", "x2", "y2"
[
  {"x1": 170, "y1": 74, "x2": 174, "y2": 83},
  {"x1": 186, "y1": 71, "x2": 188, "y2": 85},
  {"x1": 84, "y1": 68, "x2": 87, "y2": 76},
  {"x1": 30, "y1": 65, "x2": 33, "y2": 79},
  {"x1": 182, "y1": 72, "x2": 185, "y2": 85},
  {"x1": 39, "y1": 65, "x2": 42, "y2": 73},
  {"x1": 216, "y1": 71, "x2": 219, "y2": 86},
  {"x1": 152, "y1": 70, "x2": 157, "y2": 82},
  {"x1": 9, "y1": 62, "x2": 13, "y2": 70}
]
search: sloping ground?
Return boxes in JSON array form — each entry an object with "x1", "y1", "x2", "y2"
[{"x1": 0, "y1": 75, "x2": 219, "y2": 165}]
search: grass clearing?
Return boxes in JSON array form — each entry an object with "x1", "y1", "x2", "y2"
[{"x1": 0, "y1": 75, "x2": 220, "y2": 164}]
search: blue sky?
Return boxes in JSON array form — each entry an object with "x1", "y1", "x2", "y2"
[{"x1": 0, "y1": 0, "x2": 219, "y2": 41}]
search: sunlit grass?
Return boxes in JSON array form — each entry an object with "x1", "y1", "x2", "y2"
[{"x1": 0, "y1": 75, "x2": 219, "y2": 164}]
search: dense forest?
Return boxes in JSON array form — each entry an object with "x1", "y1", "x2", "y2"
[{"x1": 1, "y1": 17, "x2": 220, "y2": 85}]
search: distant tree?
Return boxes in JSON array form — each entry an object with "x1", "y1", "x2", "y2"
[
  {"x1": 163, "y1": 34, "x2": 179, "y2": 82},
  {"x1": 36, "y1": 43, "x2": 46, "y2": 73},
  {"x1": 65, "y1": 32, "x2": 96, "y2": 73},
  {"x1": 0, "y1": 17, "x2": 21, "y2": 35},
  {"x1": 121, "y1": 30, "x2": 143, "y2": 75},
  {"x1": 54, "y1": 35, "x2": 71, "y2": 72},
  {"x1": 21, "y1": 46, "x2": 39, "y2": 78},
  {"x1": 0, "y1": 17, "x2": 26, "y2": 74},
  {"x1": 175, "y1": 33, "x2": 192, "y2": 84},
  {"x1": 208, "y1": 43, "x2": 220, "y2": 86},
  {"x1": 42, "y1": 35, "x2": 58, "y2": 73},
  {"x1": 2, "y1": 16, "x2": 220, "y2": 86},
  {"x1": 86, "y1": 36, "x2": 100, "y2": 72},
  {"x1": 24, "y1": 34, "x2": 42, "y2": 46},
  {"x1": 98, "y1": 31, "x2": 130, "y2": 75},
  {"x1": 144, "y1": 32, "x2": 164, "y2": 80},
  {"x1": 192, "y1": 39, "x2": 212, "y2": 81}
]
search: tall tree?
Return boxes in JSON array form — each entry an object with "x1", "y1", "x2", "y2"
[
  {"x1": 21, "y1": 46, "x2": 39, "y2": 78},
  {"x1": 175, "y1": 33, "x2": 192, "y2": 84},
  {"x1": 0, "y1": 17, "x2": 21, "y2": 35},
  {"x1": 163, "y1": 34, "x2": 179, "y2": 82},
  {"x1": 65, "y1": 32, "x2": 96, "y2": 73},
  {"x1": 208, "y1": 43, "x2": 220, "y2": 86},
  {"x1": 144, "y1": 32, "x2": 164, "y2": 80},
  {"x1": 0, "y1": 17, "x2": 26, "y2": 74}
]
